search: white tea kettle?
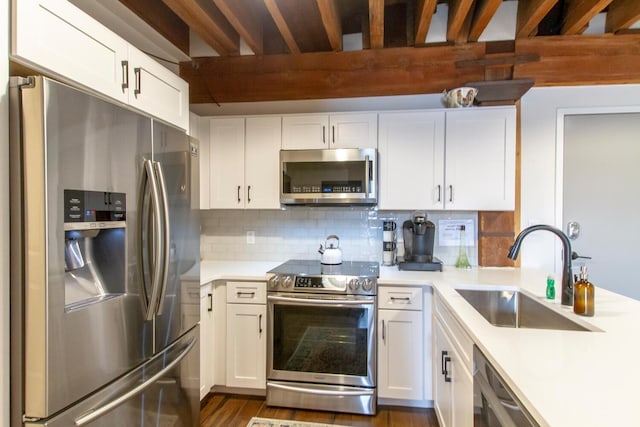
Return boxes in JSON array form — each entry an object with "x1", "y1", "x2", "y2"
[{"x1": 318, "y1": 235, "x2": 342, "y2": 265}]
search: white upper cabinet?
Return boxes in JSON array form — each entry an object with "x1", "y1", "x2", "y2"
[
  {"x1": 282, "y1": 113, "x2": 377, "y2": 149},
  {"x1": 444, "y1": 107, "x2": 516, "y2": 211},
  {"x1": 208, "y1": 117, "x2": 281, "y2": 209},
  {"x1": 12, "y1": 0, "x2": 129, "y2": 103},
  {"x1": 209, "y1": 118, "x2": 246, "y2": 209},
  {"x1": 11, "y1": 0, "x2": 189, "y2": 130},
  {"x1": 126, "y1": 46, "x2": 189, "y2": 131},
  {"x1": 244, "y1": 117, "x2": 282, "y2": 209},
  {"x1": 379, "y1": 107, "x2": 516, "y2": 211},
  {"x1": 378, "y1": 111, "x2": 446, "y2": 210}
]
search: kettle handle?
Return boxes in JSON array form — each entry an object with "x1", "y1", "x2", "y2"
[{"x1": 325, "y1": 235, "x2": 340, "y2": 248}]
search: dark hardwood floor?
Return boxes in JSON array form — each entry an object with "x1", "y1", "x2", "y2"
[{"x1": 201, "y1": 393, "x2": 440, "y2": 427}]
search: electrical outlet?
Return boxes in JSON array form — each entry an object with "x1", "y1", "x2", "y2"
[{"x1": 246, "y1": 231, "x2": 255, "y2": 244}]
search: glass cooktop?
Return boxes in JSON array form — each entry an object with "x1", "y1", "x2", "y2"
[{"x1": 268, "y1": 259, "x2": 379, "y2": 278}]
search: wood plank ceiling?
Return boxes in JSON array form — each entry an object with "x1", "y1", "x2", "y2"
[{"x1": 120, "y1": 0, "x2": 640, "y2": 103}]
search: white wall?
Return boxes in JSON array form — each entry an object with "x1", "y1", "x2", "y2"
[
  {"x1": 520, "y1": 84, "x2": 640, "y2": 275},
  {"x1": 2, "y1": 0, "x2": 10, "y2": 424}
]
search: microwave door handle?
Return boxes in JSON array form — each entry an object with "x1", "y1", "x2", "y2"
[
  {"x1": 475, "y1": 371, "x2": 519, "y2": 427},
  {"x1": 153, "y1": 161, "x2": 171, "y2": 316},
  {"x1": 364, "y1": 155, "x2": 371, "y2": 196}
]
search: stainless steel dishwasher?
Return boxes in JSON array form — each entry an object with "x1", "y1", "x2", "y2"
[{"x1": 473, "y1": 346, "x2": 540, "y2": 427}]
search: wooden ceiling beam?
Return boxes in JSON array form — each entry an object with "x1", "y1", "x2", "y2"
[
  {"x1": 213, "y1": 0, "x2": 264, "y2": 55},
  {"x1": 181, "y1": 43, "x2": 486, "y2": 103},
  {"x1": 562, "y1": 0, "x2": 614, "y2": 35},
  {"x1": 516, "y1": 0, "x2": 559, "y2": 38},
  {"x1": 605, "y1": 0, "x2": 640, "y2": 33},
  {"x1": 447, "y1": 0, "x2": 475, "y2": 42},
  {"x1": 264, "y1": 0, "x2": 301, "y2": 54},
  {"x1": 317, "y1": 0, "x2": 342, "y2": 51},
  {"x1": 469, "y1": 0, "x2": 503, "y2": 42},
  {"x1": 118, "y1": 0, "x2": 189, "y2": 55},
  {"x1": 369, "y1": 0, "x2": 385, "y2": 48},
  {"x1": 161, "y1": 0, "x2": 239, "y2": 55},
  {"x1": 415, "y1": 0, "x2": 438, "y2": 44},
  {"x1": 515, "y1": 33, "x2": 640, "y2": 85},
  {"x1": 180, "y1": 33, "x2": 640, "y2": 103}
]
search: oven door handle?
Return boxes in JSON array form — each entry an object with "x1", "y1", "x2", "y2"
[
  {"x1": 267, "y1": 295, "x2": 374, "y2": 306},
  {"x1": 267, "y1": 382, "x2": 374, "y2": 397}
]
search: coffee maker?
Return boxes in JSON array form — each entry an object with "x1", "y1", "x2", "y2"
[{"x1": 398, "y1": 211, "x2": 443, "y2": 271}]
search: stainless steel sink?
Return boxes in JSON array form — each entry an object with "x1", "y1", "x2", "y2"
[{"x1": 456, "y1": 289, "x2": 593, "y2": 331}]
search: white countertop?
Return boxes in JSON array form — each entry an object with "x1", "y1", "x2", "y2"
[{"x1": 196, "y1": 260, "x2": 640, "y2": 426}]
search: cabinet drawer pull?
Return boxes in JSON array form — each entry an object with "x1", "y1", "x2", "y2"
[
  {"x1": 237, "y1": 185, "x2": 241, "y2": 203},
  {"x1": 449, "y1": 185, "x2": 453, "y2": 203},
  {"x1": 259, "y1": 314, "x2": 263, "y2": 334},
  {"x1": 390, "y1": 296, "x2": 411, "y2": 302},
  {"x1": 236, "y1": 291, "x2": 256, "y2": 298},
  {"x1": 134, "y1": 67, "x2": 141, "y2": 96},
  {"x1": 121, "y1": 60, "x2": 129, "y2": 91},
  {"x1": 444, "y1": 356, "x2": 452, "y2": 382},
  {"x1": 207, "y1": 293, "x2": 213, "y2": 312},
  {"x1": 322, "y1": 125, "x2": 326, "y2": 144},
  {"x1": 247, "y1": 185, "x2": 251, "y2": 203},
  {"x1": 332, "y1": 125, "x2": 335, "y2": 143},
  {"x1": 437, "y1": 185, "x2": 441, "y2": 202},
  {"x1": 382, "y1": 319, "x2": 386, "y2": 343}
]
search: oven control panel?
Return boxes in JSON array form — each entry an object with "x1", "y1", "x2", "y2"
[{"x1": 268, "y1": 274, "x2": 376, "y2": 295}]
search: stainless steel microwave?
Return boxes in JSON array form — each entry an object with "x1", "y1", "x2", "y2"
[{"x1": 280, "y1": 148, "x2": 378, "y2": 205}]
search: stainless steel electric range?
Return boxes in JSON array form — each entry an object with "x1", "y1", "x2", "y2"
[{"x1": 266, "y1": 259, "x2": 379, "y2": 415}]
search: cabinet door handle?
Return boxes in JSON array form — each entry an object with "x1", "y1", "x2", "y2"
[
  {"x1": 121, "y1": 61, "x2": 129, "y2": 91},
  {"x1": 437, "y1": 185, "x2": 441, "y2": 202},
  {"x1": 237, "y1": 185, "x2": 241, "y2": 203},
  {"x1": 332, "y1": 125, "x2": 335, "y2": 143},
  {"x1": 444, "y1": 356, "x2": 452, "y2": 382},
  {"x1": 259, "y1": 314, "x2": 263, "y2": 334},
  {"x1": 381, "y1": 319, "x2": 386, "y2": 343},
  {"x1": 322, "y1": 126, "x2": 326, "y2": 144},
  {"x1": 134, "y1": 67, "x2": 141, "y2": 96},
  {"x1": 449, "y1": 185, "x2": 453, "y2": 203},
  {"x1": 247, "y1": 185, "x2": 251, "y2": 203},
  {"x1": 207, "y1": 293, "x2": 213, "y2": 312},
  {"x1": 441, "y1": 350, "x2": 448, "y2": 375}
]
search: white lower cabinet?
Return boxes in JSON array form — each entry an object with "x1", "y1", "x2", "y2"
[
  {"x1": 199, "y1": 281, "x2": 214, "y2": 400},
  {"x1": 377, "y1": 286, "x2": 432, "y2": 403},
  {"x1": 225, "y1": 282, "x2": 267, "y2": 389},
  {"x1": 433, "y1": 294, "x2": 474, "y2": 427}
]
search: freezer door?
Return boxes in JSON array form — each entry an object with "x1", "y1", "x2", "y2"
[
  {"x1": 25, "y1": 326, "x2": 200, "y2": 427},
  {"x1": 152, "y1": 121, "x2": 200, "y2": 350},
  {"x1": 11, "y1": 77, "x2": 154, "y2": 420}
]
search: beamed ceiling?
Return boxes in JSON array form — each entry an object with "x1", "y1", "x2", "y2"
[{"x1": 118, "y1": 0, "x2": 640, "y2": 104}]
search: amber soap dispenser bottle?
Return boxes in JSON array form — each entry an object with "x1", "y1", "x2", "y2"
[{"x1": 573, "y1": 266, "x2": 595, "y2": 316}]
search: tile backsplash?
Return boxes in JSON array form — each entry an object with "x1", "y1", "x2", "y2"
[{"x1": 201, "y1": 208, "x2": 478, "y2": 266}]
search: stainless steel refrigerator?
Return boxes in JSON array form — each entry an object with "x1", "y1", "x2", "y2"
[{"x1": 9, "y1": 76, "x2": 200, "y2": 426}]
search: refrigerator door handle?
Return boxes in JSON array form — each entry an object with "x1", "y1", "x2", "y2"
[
  {"x1": 136, "y1": 159, "x2": 163, "y2": 321},
  {"x1": 153, "y1": 161, "x2": 171, "y2": 316},
  {"x1": 73, "y1": 336, "x2": 196, "y2": 426}
]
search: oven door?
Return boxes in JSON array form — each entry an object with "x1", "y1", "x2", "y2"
[{"x1": 267, "y1": 293, "x2": 376, "y2": 387}]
